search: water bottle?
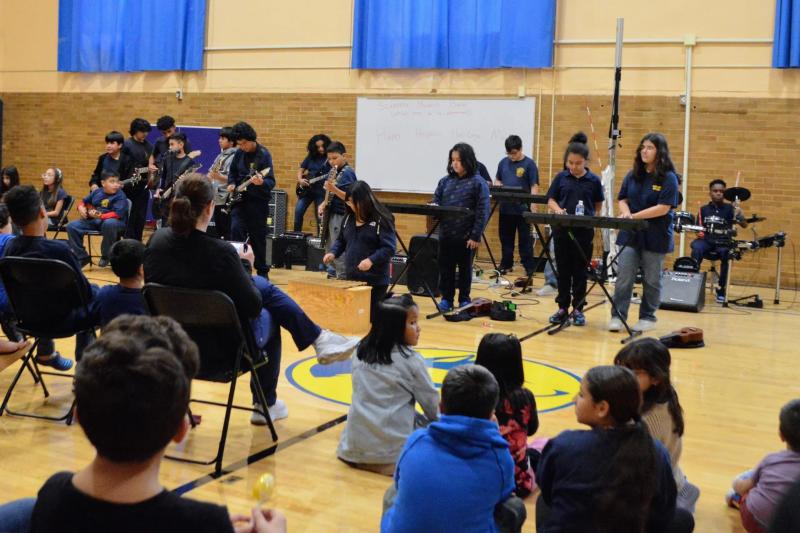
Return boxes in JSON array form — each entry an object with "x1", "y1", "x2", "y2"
[{"x1": 575, "y1": 200, "x2": 585, "y2": 216}]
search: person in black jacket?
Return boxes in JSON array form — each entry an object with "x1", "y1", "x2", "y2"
[
  {"x1": 89, "y1": 131, "x2": 134, "y2": 191},
  {"x1": 121, "y1": 118, "x2": 153, "y2": 241},
  {"x1": 323, "y1": 181, "x2": 397, "y2": 322},
  {"x1": 144, "y1": 175, "x2": 359, "y2": 424}
]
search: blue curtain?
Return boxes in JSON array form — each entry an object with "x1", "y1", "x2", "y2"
[
  {"x1": 352, "y1": 0, "x2": 555, "y2": 69},
  {"x1": 774, "y1": 0, "x2": 800, "y2": 67},
  {"x1": 58, "y1": 0, "x2": 207, "y2": 72}
]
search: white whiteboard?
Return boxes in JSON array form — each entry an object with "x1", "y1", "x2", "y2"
[{"x1": 355, "y1": 97, "x2": 536, "y2": 194}]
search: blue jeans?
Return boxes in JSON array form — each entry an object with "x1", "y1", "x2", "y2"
[
  {"x1": 612, "y1": 246, "x2": 665, "y2": 322},
  {"x1": 0, "y1": 497, "x2": 35, "y2": 533},
  {"x1": 293, "y1": 191, "x2": 325, "y2": 232},
  {"x1": 251, "y1": 275, "x2": 321, "y2": 405},
  {"x1": 66, "y1": 218, "x2": 126, "y2": 261}
]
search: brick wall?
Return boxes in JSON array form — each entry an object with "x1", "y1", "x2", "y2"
[{"x1": 1, "y1": 92, "x2": 796, "y2": 289}]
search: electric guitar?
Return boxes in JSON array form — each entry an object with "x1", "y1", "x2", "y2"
[
  {"x1": 121, "y1": 167, "x2": 151, "y2": 188},
  {"x1": 318, "y1": 167, "x2": 339, "y2": 247},
  {"x1": 152, "y1": 159, "x2": 203, "y2": 218},
  {"x1": 221, "y1": 166, "x2": 272, "y2": 215},
  {"x1": 295, "y1": 172, "x2": 330, "y2": 199}
]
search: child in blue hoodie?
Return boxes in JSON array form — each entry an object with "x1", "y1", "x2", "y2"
[{"x1": 381, "y1": 365, "x2": 515, "y2": 533}]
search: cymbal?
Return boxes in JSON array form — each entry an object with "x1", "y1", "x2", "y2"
[
  {"x1": 724, "y1": 187, "x2": 751, "y2": 202},
  {"x1": 746, "y1": 215, "x2": 766, "y2": 224}
]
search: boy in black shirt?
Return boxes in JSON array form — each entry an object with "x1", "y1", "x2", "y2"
[
  {"x1": 89, "y1": 131, "x2": 134, "y2": 191},
  {"x1": 154, "y1": 132, "x2": 199, "y2": 226},
  {"x1": 122, "y1": 118, "x2": 154, "y2": 240},
  {"x1": 21, "y1": 315, "x2": 286, "y2": 533},
  {"x1": 149, "y1": 115, "x2": 192, "y2": 173}
]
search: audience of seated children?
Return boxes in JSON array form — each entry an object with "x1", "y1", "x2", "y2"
[
  {"x1": 726, "y1": 398, "x2": 800, "y2": 533},
  {"x1": 0, "y1": 314, "x2": 286, "y2": 533},
  {"x1": 475, "y1": 333, "x2": 539, "y2": 497},
  {"x1": 323, "y1": 181, "x2": 397, "y2": 322},
  {"x1": 67, "y1": 170, "x2": 128, "y2": 268},
  {"x1": 536, "y1": 365, "x2": 694, "y2": 533},
  {"x1": 3, "y1": 185, "x2": 99, "y2": 369},
  {"x1": 615, "y1": 337, "x2": 701, "y2": 513},
  {"x1": 337, "y1": 294, "x2": 438, "y2": 476},
  {"x1": 39, "y1": 167, "x2": 68, "y2": 229},
  {"x1": 381, "y1": 365, "x2": 515, "y2": 533},
  {"x1": 90, "y1": 239, "x2": 147, "y2": 328}
]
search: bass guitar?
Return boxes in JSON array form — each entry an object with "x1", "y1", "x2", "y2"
[
  {"x1": 295, "y1": 172, "x2": 329, "y2": 199},
  {"x1": 221, "y1": 166, "x2": 272, "y2": 215},
  {"x1": 318, "y1": 167, "x2": 339, "y2": 247}
]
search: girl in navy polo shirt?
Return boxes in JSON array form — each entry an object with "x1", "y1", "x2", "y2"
[
  {"x1": 323, "y1": 180, "x2": 397, "y2": 322},
  {"x1": 609, "y1": 133, "x2": 680, "y2": 333},
  {"x1": 546, "y1": 134, "x2": 604, "y2": 326}
]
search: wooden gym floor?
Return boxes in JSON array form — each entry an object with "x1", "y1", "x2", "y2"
[{"x1": 0, "y1": 259, "x2": 797, "y2": 532}]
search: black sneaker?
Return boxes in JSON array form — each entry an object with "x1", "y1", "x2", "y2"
[{"x1": 98, "y1": 258, "x2": 109, "y2": 268}]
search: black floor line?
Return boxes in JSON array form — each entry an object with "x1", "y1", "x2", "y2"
[{"x1": 172, "y1": 414, "x2": 347, "y2": 496}]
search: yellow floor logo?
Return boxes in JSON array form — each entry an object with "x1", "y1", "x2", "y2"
[{"x1": 286, "y1": 348, "x2": 580, "y2": 413}]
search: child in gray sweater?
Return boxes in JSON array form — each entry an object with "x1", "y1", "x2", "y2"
[{"x1": 337, "y1": 294, "x2": 439, "y2": 476}]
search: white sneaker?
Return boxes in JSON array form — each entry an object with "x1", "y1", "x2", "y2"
[
  {"x1": 251, "y1": 400, "x2": 288, "y2": 425},
  {"x1": 314, "y1": 330, "x2": 360, "y2": 364},
  {"x1": 608, "y1": 317, "x2": 623, "y2": 332},
  {"x1": 536, "y1": 284, "x2": 557, "y2": 296},
  {"x1": 632, "y1": 319, "x2": 656, "y2": 332}
]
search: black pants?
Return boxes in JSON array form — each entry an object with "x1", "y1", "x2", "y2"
[
  {"x1": 124, "y1": 186, "x2": 149, "y2": 241},
  {"x1": 209, "y1": 205, "x2": 231, "y2": 241},
  {"x1": 499, "y1": 213, "x2": 535, "y2": 273},
  {"x1": 438, "y1": 237, "x2": 474, "y2": 304},
  {"x1": 553, "y1": 228, "x2": 594, "y2": 310},
  {"x1": 231, "y1": 199, "x2": 269, "y2": 276}
]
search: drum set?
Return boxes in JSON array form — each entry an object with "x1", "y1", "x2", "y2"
[{"x1": 673, "y1": 186, "x2": 787, "y2": 306}]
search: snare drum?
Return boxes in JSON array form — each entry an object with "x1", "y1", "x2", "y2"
[
  {"x1": 703, "y1": 216, "x2": 734, "y2": 237},
  {"x1": 674, "y1": 211, "x2": 695, "y2": 227}
]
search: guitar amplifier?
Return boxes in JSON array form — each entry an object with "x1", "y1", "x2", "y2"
[
  {"x1": 659, "y1": 270, "x2": 706, "y2": 313},
  {"x1": 271, "y1": 232, "x2": 309, "y2": 268},
  {"x1": 306, "y1": 237, "x2": 326, "y2": 271},
  {"x1": 266, "y1": 189, "x2": 288, "y2": 238},
  {"x1": 390, "y1": 254, "x2": 408, "y2": 286},
  {"x1": 407, "y1": 234, "x2": 440, "y2": 297}
]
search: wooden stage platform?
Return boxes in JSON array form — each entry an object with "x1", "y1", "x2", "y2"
[{"x1": 0, "y1": 263, "x2": 797, "y2": 532}]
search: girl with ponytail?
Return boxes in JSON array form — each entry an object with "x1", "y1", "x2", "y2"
[
  {"x1": 615, "y1": 338, "x2": 700, "y2": 513},
  {"x1": 536, "y1": 365, "x2": 693, "y2": 533}
]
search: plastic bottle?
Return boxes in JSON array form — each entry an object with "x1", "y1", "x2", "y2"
[{"x1": 575, "y1": 200, "x2": 585, "y2": 216}]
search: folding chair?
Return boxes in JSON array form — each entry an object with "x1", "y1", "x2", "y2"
[
  {"x1": 48, "y1": 195, "x2": 75, "y2": 240},
  {"x1": 0, "y1": 257, "x2": 96, "y2": 424},
  {"x1": 143, "y1": 283, "x2": 279, "y2": 475}
]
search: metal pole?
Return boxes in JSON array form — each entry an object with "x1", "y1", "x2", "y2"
[
  {"x1": 679, "y1": 37, "x2": 695, "y2": 256},
  {"x1": 774, "y1": 246, "x2": 782, "y2": 304}
]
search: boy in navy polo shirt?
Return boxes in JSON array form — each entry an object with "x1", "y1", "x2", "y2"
[
  {"x1": 91, "y1": 239, "x2": 147, "y2": 328},
  {"x1": 690, "y1": 179, "x2": 748, "y2": 302},
  {"x1": 320, "y1": 141, "x2": 357, "y2": 278},
  {"x1": 67, "y1": 171, "x2": 129, "y2": 268},
  {"x1": 495, "y1": 135, "x2": 539, "y2": 276},
  {"x1": 546, "y1": 137, "x2": 604, "y2": 326}
]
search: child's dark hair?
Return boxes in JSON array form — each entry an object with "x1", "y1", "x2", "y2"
[
  {"x1": 129, "y1": 118, "x2": 152, "y2": 136},
  {"x1": 584, "y1": 366, "x2": 658, "y2": 533},
  {"x1": 505, "y1": 135, "x2": 523, "y2": 152},
  {"x1": 780, "y1": 399, "x2": 800, "y2": 452},
  {"x1": 170, "y1": 175, "x2": 214, "y2": 238},
  {"x1": 219, "y1": 126, "x2": 237, "y2": 144},
  {"x1": 326, "y1": 140, "x2": 347, "y2": 155},
  {"x1": 441, "y1": 365, "x2": 499, "y2": 419},
  {"x1": 633, "y1": 132, "x2": 676, "y2": 183},
  {"x1": 169, "y1": 132, "x2": 187, "y2": 145},
  {"x1": 156, "y1": 115, "x2": 176, "y2": 132},
  {"x1": 709, "y1": 178, "x2": 726, "y2": 189},
  {"x1": 356, "y1": 294, "x2": 416, "y2": 365},
  {"x1": 307, "y1": 134, "x2": 332, "y2": 157},
  {"x1": 40, "y1": 168, "x2": 65, "y2": 210},
  {"x1": 0, "y1": 204, "x2": 10, "y2": 228},
  {"x1": 475, "y1": 333, "x2": 539, "y2": 434},
  {"x1": 75, "y1": 315, "x2": 199, "y2": 462},
  {"x1": 344, "y1": 180, "x2": 395, "y2": 232},
  {"x1": 109, "y1": 239, "x2": 145, "y2": 279},
  {"x1": 1, "y1": 166, "x2": 21, "y2": 193},
  {"x1": 232, "y1": 121, "x2": 257, "y2": 142},
  {"x1": 614, "y1": 337, "x2": 684, "y2": 436},
  {"x1": 4, "y1": 185, "x2": 42, "y2": 227},
  {"x1": 100, "y1": 170, "x2": 120, "y2": 182},
  {"x1": 447, "y1": 142, "x2": 478, "y2": 178},
  {"x1": 105, "y1": 131, "x2": 124, "y2": 145},
  {"x1": 563, "y1": 131, "x2": 590, "y2": 169}
]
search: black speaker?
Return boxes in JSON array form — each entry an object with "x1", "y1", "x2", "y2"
[
  {"x1": 305, "y1": 237, "x2": 326, "y2": 271},
  {"x1": 390, "y1": 254, "x2": 408, "y2": 286},
  {"x1": 407, "y1": 234, "x2": 440, "y2": 297},
  {"x1": 659, "y1": 270, "x2": 706, "y2": 312},
  {"x1": 271, "y1": 232, "x2": 309, "y2": 268}
]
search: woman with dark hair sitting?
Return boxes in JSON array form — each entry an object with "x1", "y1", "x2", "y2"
[{"x1": 144, "y1": 175, "x2": 359, "y2": 424}]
